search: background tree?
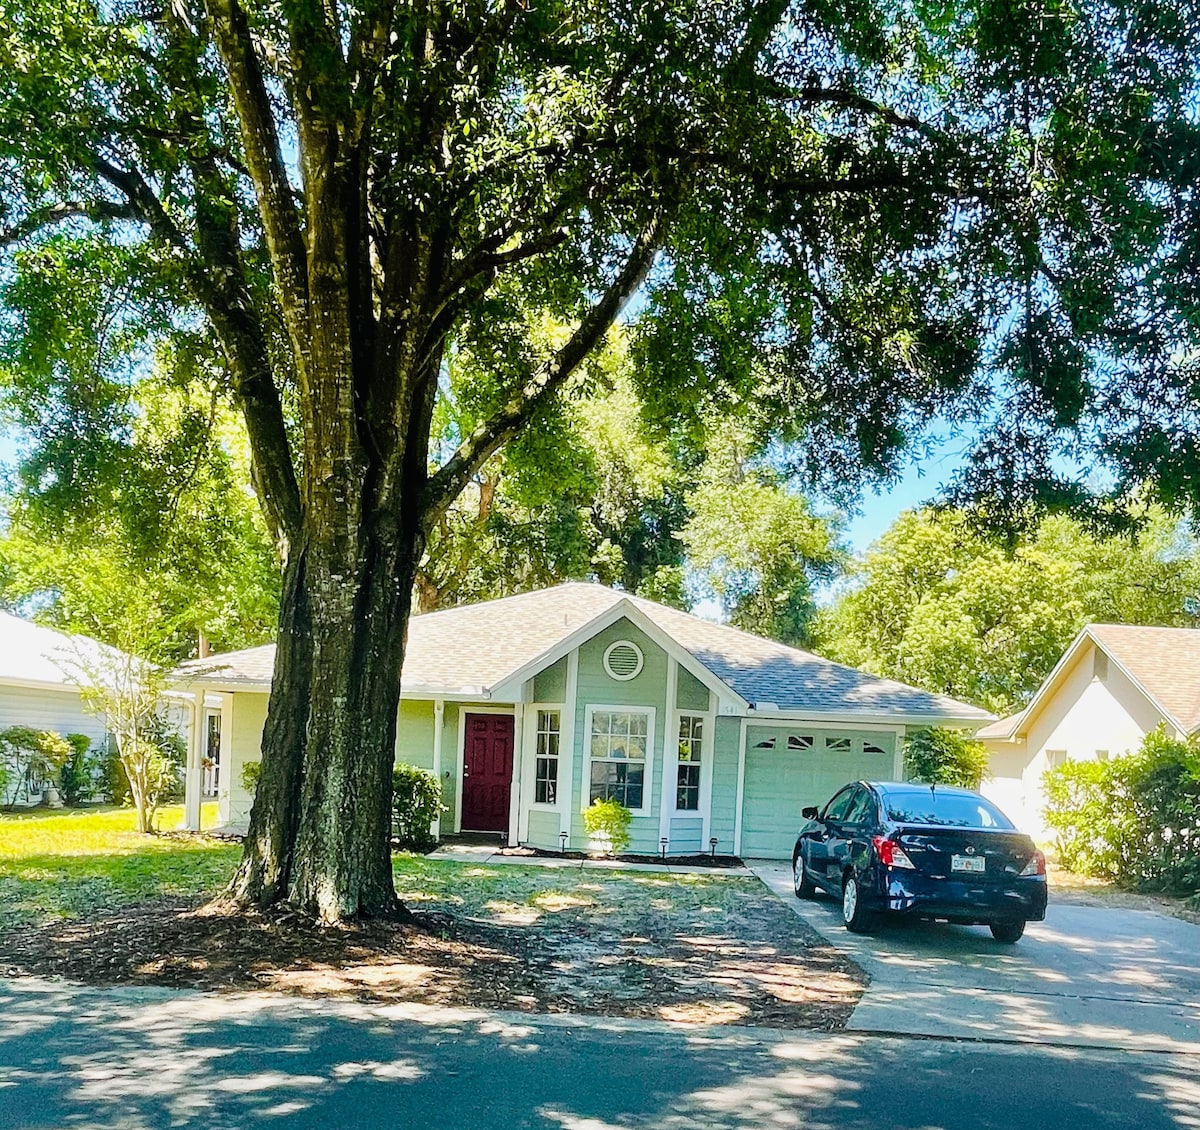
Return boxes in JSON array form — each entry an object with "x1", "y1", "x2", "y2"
[
  {"x1": 816, "y1": 508, "x2": 1200, "y2": 714},
  {"x1": 0, "y1": 236, "x2": 279, "y2": 661},
  {"x1": 680, "y1": 425, "x2": 843, "y2": 645},
  {"x1": 4, "y1": 0, "x2": 1200, "y2": 920}
]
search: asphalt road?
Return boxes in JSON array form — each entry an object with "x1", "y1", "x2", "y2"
[{"x1": 2, "y1": 978, "x2": 1198, "y2": 1129}]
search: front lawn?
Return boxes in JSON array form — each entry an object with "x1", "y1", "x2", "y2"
[
  {"x1": 0, "y1": 804, "x2": 234, "y2": 931},
  {"x1": 0, "y1": 808, "x2": 865, "y2": 1028}
]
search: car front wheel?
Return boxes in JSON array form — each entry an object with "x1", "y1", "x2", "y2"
[
  {"x1": 990, "y1": 920, "x2": 1026, "y2": 944},
  {"x1": 842, "y1": 873, "x2": 875, "y2": 933},
  {"x1": 793, "y1": 852, "x2": 816, "y2": 899}
]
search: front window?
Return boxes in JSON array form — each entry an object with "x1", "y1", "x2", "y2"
[
  {"x1": 676, "y1": 715, "x2": 703, "y2": 811},
  {"x1": 589, "y1": 709, "x2": 649, "y2": 809},
  {"x1": 534, "y1": 710, "x2": 560, "y2": 805}
]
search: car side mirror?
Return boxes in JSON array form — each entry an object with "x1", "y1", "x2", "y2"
[{"x1": 801, "y1": 806, "x2": 818, "y2": 820}]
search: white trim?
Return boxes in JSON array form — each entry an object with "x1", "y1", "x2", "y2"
[
  {"x1": 659, "y1": 658, "x2": 679, "y2": 847},
  {"x1": 560, "y1": 650, "x2": 579, "y2": 841},
  {"x1": 739, "y1": 716, "x2": 913, "y2": 733},
  {"x1": 431, "y1": 699, "x2": 445, "y2": 840},
  {"x1": 184, "y1": 694, "x2": 204, "y2": 830},
  {"x1": 699, "y1": 696, "x2": 717, "y2": 849},
  {"x1": 603, "y1": 639, "x2": 644, "y2": 681},
  {"x1": 580, "y1": 702, "x2": 656, "y2": 817},
  {"x1": 489, "y1": 598, "x2": 745, "y2": 712},
  {"x1": 216, "y1": 693, "x2": 233, "y2": 827},
  {"x1": 455, "y1": 705, "x2": 517, "y2": 834},
  {"x1": 893, "y1": 724, "x2": 906, "y2": 781},
  {"x1": 733, "y1": 718, "x2": 748, "y2": 857},
  {"x1": 508, "y1": 703, "x2": 524, "y2": 846},
  {"x1": 741, "y1": 706, "x2": 992, "y2": 727},
  {"x1": 454, "y1": 707, "x2": 466, "y2": 833}
]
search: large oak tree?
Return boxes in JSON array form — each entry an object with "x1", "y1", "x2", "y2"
[{"x1": 3, "y1": 0, "x2": 1198, "y2": 919}]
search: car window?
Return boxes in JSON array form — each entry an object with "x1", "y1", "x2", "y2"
[
  {"x1": 843, "y1": 788, "x2": 877, "y2": 825},
  {"x1": 883, "y1": 790, "x2": 1015, "y2": 829},
  {"x1": 822, "y1": 787, "x2": 857, "y2": 822}
]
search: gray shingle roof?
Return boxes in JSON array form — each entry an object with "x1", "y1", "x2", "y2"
[{"x1": 174, "y1": 583, "x2": 991, "y2": 723}]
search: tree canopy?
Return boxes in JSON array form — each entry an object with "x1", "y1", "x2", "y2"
[
  {"x1": 3, "y1": 0, "x2": 1199, "y2": 919},
  {"x1": 815, "y1": 508, "x2": 1200, "y2": 714}
]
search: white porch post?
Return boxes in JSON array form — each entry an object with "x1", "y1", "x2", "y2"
[
  {"x1": 508, "y1": 702, "x2": 525, "y2": 847},
  {"x1": 184, "y1": 693, "x2": 203, "y2": 831},
  {"x1": 431, "y1": 699, "x2": 445, "y2": 841},
  {"x1": 217, "y1": 693, "x2": 234, "y2": 827}
]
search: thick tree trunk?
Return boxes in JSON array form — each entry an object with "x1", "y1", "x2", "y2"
[{"x1": 229, "y1": 515, "x2": 424, "y2": 921}]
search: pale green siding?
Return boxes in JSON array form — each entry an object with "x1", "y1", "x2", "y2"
[
  {"x1": 668, "y1": 815, "x2": 703, "y2": 853},
  {"x1": 438, "y1": 702, "x2": 460, "y2": 835},
  {"x1": 533, "y1": 657, "x2": 568, "y2": 703},
  {"x1": 396, "y1": 700, "x2": 436, "y2": 771},
  {"x1": 740, "y1": 727, "x2": 896, "y2": 858},
  {"x1": 526, "y1": 809, "x2": 560, "y2": 850},
  {"x1": 709, "y1": 716, "x2": 741, "y2": 855},
  {"x1": 676, "y1": 666, "x2": 711, "y2": 712},
  {"x1": 226, "y1": 691, "x2": 269, "y2": 825},
  {"x1": 570, "y1": 619, "x2": 669, "y2": 853}
]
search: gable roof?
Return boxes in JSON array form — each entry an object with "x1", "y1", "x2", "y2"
[
  {"x1": 174, "y1": 583, "x2": 991, "y2": 724},
  {"x1": 0, "y1": 610, "x2": 118, "y2": 691},
  {"x1": 976, "y1": 622, "x2": 1200, "y2": 742}
]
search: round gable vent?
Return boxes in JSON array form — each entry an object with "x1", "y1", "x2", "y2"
[{"x1": 603, "y1": 640, "x2": 644, "y2": 681}]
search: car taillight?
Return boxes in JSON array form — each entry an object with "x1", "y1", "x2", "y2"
[
  {"x1": 1020, "y1": 850, "x2": 1046, "y2": 877},
  {"x1": 873, "y1": 835, "x2": 916, "y2": 869}
]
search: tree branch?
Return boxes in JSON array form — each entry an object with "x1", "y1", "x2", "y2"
[
  {"x1": 0, "y1": 200, "x2": 136, "y2": 249},
  {"x1": 422, "y1": 211, "x2": 665, "y2": 523},
  {"x1": 208, "y1": 0, "x2": 311, "y2": 350}
]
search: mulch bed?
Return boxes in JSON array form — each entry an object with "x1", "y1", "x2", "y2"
[{"x1": 0, "y1": 894, "x2": 865, "y2": 1030}]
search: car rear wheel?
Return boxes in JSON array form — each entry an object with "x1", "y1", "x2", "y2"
[
  {"x1": 793, "y1": 852, "x2": 816, "y2": 899},
  {"x1": 990, "y1": 920, "x2": 1026, "y2": 944},
  {"x1": 842, "y1": 874, "x2": 875, "y2": 933}
]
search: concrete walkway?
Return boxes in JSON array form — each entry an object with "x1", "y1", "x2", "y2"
[
  {"x1": 429, "y1": 841, "x2": 750, "y2": 875},
  {"x1": 752, "y1": 860, "x2": 1200, "y2": 1054}
]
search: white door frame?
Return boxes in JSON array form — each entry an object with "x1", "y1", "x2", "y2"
[{"x1": 455, "y1": 705, "x2": 517, "y2": 836}]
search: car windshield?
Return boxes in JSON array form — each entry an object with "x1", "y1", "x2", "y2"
[{"x1": 884, "y1": 790, "x2": 1014, "y2": 829}]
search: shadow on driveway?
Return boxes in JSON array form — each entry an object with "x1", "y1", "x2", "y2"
[{"x1": 751, "y1": 860, "x2": 1200, "y2": 1053}]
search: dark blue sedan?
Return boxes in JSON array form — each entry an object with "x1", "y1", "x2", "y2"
[{"x1": 791, "y1": 781, "x2": 1048, "y2": 942}]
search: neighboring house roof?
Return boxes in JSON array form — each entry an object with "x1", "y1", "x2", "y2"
[
  {"x1": 0, "y1": 609, "x2": 117, "y2": 691},
  {"x1": 175, "y1": 583, "x2": 990, "y2": 724},
  {"x1": 977, "y1": 622, "x2": 1200, "y2": 742}
]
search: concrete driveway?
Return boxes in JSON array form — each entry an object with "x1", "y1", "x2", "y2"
[{"x1": 752, "y1": 861, "x2": 1200, "y2": 1054}]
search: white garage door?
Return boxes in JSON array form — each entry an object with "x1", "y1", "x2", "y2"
[{"x1": 739, "y1": 727, "x2": 896, "y2": 859}]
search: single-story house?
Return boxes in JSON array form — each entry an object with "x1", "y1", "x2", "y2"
[
  {"x1": 0, "y1": 610, "x2": 113, "y2": 803},
  {"x1": 978, "y1": 623, "x2": 1200, "y2": 836},
  {"x1": 174, "y1": 583, "x2": 991, "y2": 858}
]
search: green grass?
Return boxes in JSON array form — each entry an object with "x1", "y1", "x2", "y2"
[
  {"x1": 0, "y1": 807, "x2": 750, "y2": 935},
  {"x1": 0, "y1": 803, "x2": 238, "y2": 930}
]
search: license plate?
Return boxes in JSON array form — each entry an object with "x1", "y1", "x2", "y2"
[{"x1": 951, "y1": 854, "x2": 986, "y2": 873}]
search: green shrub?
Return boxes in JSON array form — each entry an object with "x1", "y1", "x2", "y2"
[
  {"x1": 1044, "y1": 725, "x2": 1200, "y2": 894},
  {"x1": 583, "y1": 797, "x2": 633, "y2": 856},
  {"x1": 391, "y1": 764, "x2": 444, "y2": 851},
  {"x1": 904, "y1": 727, "x2": 989, "y2": 789},
  {"x1": 58, "y1": 733, "x2": 97, "y2": 807},
  {"x1": 100, "y1": 746, "x2": 132, "y2": 806},
  {"x1": 241, "y1": 760, "x2": 262, "y2": 795},
  {"x1": 0, "y1": 727, "x2": 73, "y2": 806}
]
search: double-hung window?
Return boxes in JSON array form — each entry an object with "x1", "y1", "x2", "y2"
[
  {"x1": 588, "y1": 709, "x2": 649, "y2": 809},
  {"x1": 534, "y1": 710, "x2": 561, "y2": 805},
  {"x1": 676, "y1": 715, "x2": 703, "y2": 811}
]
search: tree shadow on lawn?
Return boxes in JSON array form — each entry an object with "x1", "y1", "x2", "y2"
[{"x1": 0, "y1": 862, "x2": 865, "y2": 1030}]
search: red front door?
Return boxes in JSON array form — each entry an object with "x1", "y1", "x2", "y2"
[{"x1": 461, "y1": 713, "x2": 514, "y2": 833}]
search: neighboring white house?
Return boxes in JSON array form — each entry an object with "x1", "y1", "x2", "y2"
[
  {"x1": 978, "y1": 623, "x2": 1200, "y2": 837},
  {"x1": 173, "y1": 582, "x2": 992, "y2": 857},
  {"x1": 0, "y1": 610, "x2": 115, "y2": 803}
]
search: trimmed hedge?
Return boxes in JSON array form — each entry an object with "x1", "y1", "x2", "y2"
[
  {"x1": 1043, "y1": 725, "x2": 1200, "y2": 894},
  {"x1": 391, "y1": 764, "x2": 445, "y2": 851}
]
